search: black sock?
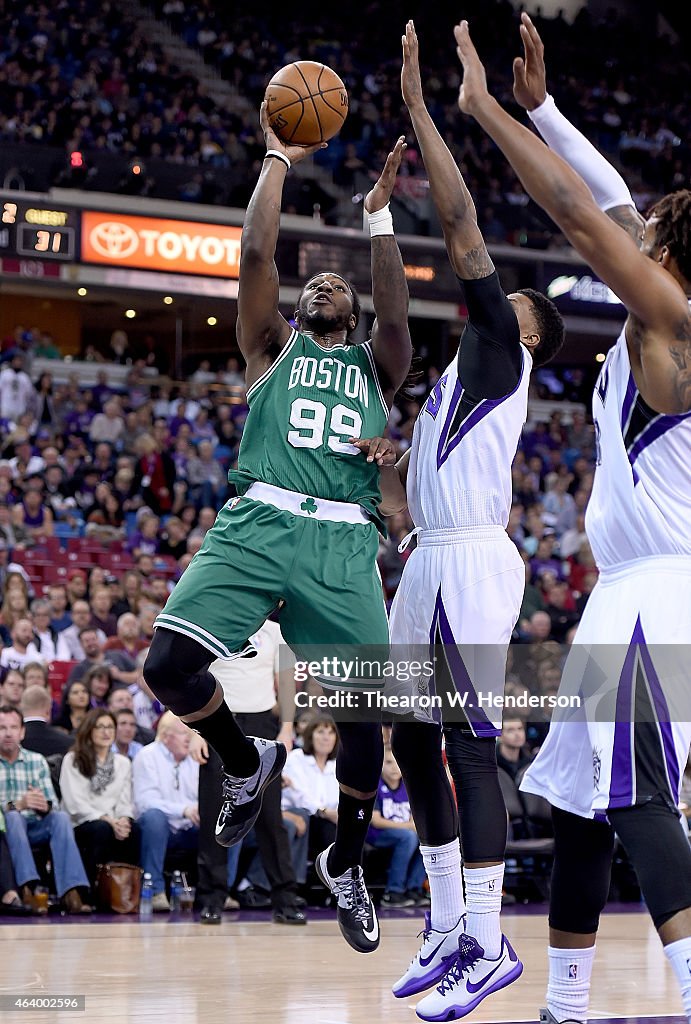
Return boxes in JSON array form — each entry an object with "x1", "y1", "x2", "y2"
[
  {"x1": 192, "y1": 703, "x2": 259, "y2": 777},
  {"x1": 328, "y1": 792, "x2": 377, "y2": 876}
]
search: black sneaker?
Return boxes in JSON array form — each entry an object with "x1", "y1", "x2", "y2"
[
  {"x1": 539, "y1": 1010, "x2": 585, "y2": 1024},
  {"x1": 214, "y1": 737, "x2": 287, "y2": 847},
  {"x1": 406, "y1": 888, "x2": 431, "y2": 907},
  {"x1": 315, "y1": 844, "x2": 379, "y2": 953},
  {"x1": 381, "y1": 890, "x2": 416, "y2": 908}
]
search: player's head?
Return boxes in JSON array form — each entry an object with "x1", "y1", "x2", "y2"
[
  {"x1": 643, "y1": 190, "x2": 691, "y2": 289},
  {"x1": 295, "y1": 272, "x2": 361, "y2": 341},
  {"x1": 507, "y1": 288, "x2": 565, "y2": 367}
]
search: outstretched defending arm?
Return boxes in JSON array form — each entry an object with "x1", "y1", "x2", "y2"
[
  {"x1": 365, "y1": 139, "x2": 413, "y2": 402},
  {"x1": 454, "y1": 20, "x2": 690, "y2": 413},
  {"x1": 513, "y1": 13, "x2": 644, "y2": 243},
  {"x1": 401, "y1": 21, "x2": 522, "y2": 397},
  {"x1": 237, "y1": 104, "x2": 324, "y2": 389},
  {"x1": 401, "y1": 21, "x2": 491, "y2": 281}
]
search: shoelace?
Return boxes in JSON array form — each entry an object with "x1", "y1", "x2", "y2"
[
  {"x1": 436, "y1": 936, "x2": 483, "y2": 995},
  {"x1": 331, "y1": 870, "x2": 371, "y2": 924},
  {"x1": 221, "y1": 773, "x2": 247, "y2": 809}
]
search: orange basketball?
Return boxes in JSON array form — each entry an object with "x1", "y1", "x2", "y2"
[{"x1": 265, "y1": 61, "x2": 348, "y2": 146}]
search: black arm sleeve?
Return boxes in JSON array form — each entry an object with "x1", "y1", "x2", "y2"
[{"x1": 457, "y1": 272, "x2": 523, "y2": 399}]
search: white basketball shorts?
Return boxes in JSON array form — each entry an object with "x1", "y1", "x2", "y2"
[
  {"x1": 387, "y1": 526, "x2": 525, "y2": 735},
  {"x1": 521, "y1": 555, "x2": 691, "y2": 818}
]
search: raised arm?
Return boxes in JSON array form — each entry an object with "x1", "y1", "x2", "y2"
[
  {"x1": 365, "y1": 138, "x2": 413, "y2": 401},
  {"x1": 237, "y1": 104, "x2": 323, "y2": 388},
  {"x1": 454, "y1": 21, "x2": 690, "y2": 412},
  {"x1": 401, "y1": 21, "x2": 491, "y2": 281},
  {"x1": 513, "y1": 13, "x2": 644, "y2": 243}
]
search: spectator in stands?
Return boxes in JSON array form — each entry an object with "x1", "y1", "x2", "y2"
[
  {"x1": 282, "y1": 716, "x2": 339, "y2": 883},
  {"x1": 496, "y1": 718, "x2": 534, "y2": 781},
  {"x1": 0, "y1": 705, "x2": 91, "y2": 913},
  {"x1": 130, "y1": 657, "x2": 164, "y2": 732},
  {"x1": 12, "y1": 477, "x2": 54, "y2": 540},
  {"x1": 0, "y1": 355, "x2": 35, "y2": 426},
  {"x1": 89, "y1": 398, "x2": 124, "y2": 446},
  {"x1": 0, "y1": 588, "x2": 31, "y2": 646},
  {"x1": 112, "y1": 708, "x2": 143, "y2": 761},
  {"x1": 22, "y1": 662, "x2": 49, "y2": 690},
  {"x1": 84, "y1": 664, "x2": 113, "y2": 709},
  {"x1": 158, "y1": 517, "x2": 189, "y2": 560},
  {"x1": 30, "y1": 599, "x2": 70, "y2": 661},
  {"x1": 126, "y1": 509, "x2": 161, "y2": 557},
  {"x1": 53, "y1": 680, "x2": 90, "y2": 735},
  {"x1": 186, "y1": 439, "x2": 227, "y2": 509},
  {"x1": 60, "y1": 601, "x2": 106, "y2": 661},
  {"x1": 89, "y1": 587, "x2": 117, "y2": 638},
  {"x1": 104, "y1": 612, "x2": 148, "y2": 660},
  {"x1": 107, "y1": 688, "x2": 155, "y2": 747},
  {"x1": 1, "y1": 619, "x2": 44, "y2": 672},
  {"x1": 0, "y1": 669, "x2": 26, "y2": 710},
  {"x1": 65, "y1": 571, "x2": 89, "y2": 610},
  {"x1": 111, "y1": 571, "x2": 143, "y2": 618},
  {"x1": 367, "y1": 748, "x2": 428, "y2": 907},
  {"x1": 48, "y1": 585, "x2": 72, "y2": 633},
  {"x1": 133, "y1": 712, "x2": 200, "y2": 911},
  {"x1": 60, "y1": 708, "x2": 139, "y2": 890},
  {"x1": 19, "y1": 685, "x2": 72, "y2": 758},
  {"x1": 132, "y1": 435, "x2": 176, "y2": 517},
  {"x1": 543, "y1": 580, "x2": 580, "y2": 644},
  {"x1": 0, "y1": 815, "x2": 28, "y2": 916},
  {"x1": 66, "y1": 630, "x2": 107, "y2": 684}
]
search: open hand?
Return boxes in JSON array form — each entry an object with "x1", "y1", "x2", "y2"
[
  {"x1": 513, "y1": 13, "x2": 547, "y2": 111},
  {"x1": 453, "y1": 20, "x2": 491, "y2": 117},
  {"x1": 348, "y1": 436, "x2": 397, "y2": 466},
  {"x1": 260, "y1": 101, "x2": 326, "y2": 165},
  {"x1": 364, "y1": 137, "x2": 407, "y2": 214},
  {"x1": 401, "y1": 20, "x2": 423, "y2": 111}
]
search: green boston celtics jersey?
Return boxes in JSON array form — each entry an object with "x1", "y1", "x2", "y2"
[{"x1": 231, "y1": 328, "x2": 389, "y2": 527}]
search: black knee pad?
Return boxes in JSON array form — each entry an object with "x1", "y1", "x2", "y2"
[
  {"x1": 549, "y1": 807, "x2": 615, "y2": 934},
  {"x1": 443, "y1": 727, "x2": 507, "y2": 862},
  {"x1": 391, "y1": 720, "x2": 459, "y2": 846},
  {"x1": 143, "y1": 627, "x2": 216, "y2": 717},
  {"x1": 335, "y1": 721, "x2": 383, "y2": 794},
  {"x1": 609, "y1": 796, "x2": 691, "y2": 930}
]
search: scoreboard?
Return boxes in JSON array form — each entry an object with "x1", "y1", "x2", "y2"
[{"x1": 0, "y1": 195, "x2": 79, "y2": 262}]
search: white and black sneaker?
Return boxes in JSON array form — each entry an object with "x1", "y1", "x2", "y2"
[
  {"x1": 214, "y1": 737, "x2": 287, "y2": 848},
  {"x1": 315, "y1": 844, "x2": 379, "y2": 953}
]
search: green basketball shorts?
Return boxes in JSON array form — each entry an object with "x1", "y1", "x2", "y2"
[{"x1": 155, "y1": 489, "x2": 389, "y2": 688}]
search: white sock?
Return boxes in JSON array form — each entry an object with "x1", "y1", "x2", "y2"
[
  {"x1": 664, "y1": 937, "x2": 691, "y2": 1019},
  {"x1": 464, "y1": 863, "x2": 504, "y2": 958},
  {"x1": 546, "y1": 945, "x2": 595, "y2": 1024},
  {"x1": 419, "y1": 838, "x2": 464, "y2": 932}
]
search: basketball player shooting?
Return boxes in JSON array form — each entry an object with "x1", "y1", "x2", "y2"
[
  {"x1": 454, "y1": 16, "x2": 691, "y2": 1024},
  {"x1": 353, "y1": 21, "x2": 564, "y2": 1021},
  {"x1": 144, "y1": 102, "x2": 412, "y2": 955}
]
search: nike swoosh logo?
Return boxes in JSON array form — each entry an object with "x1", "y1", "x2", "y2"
[
  {"x1": 419, "y1": 938, "x2": 447, "y2": 967},
  {"x1": 363, "y1": 913, "x2": 379, "y2": 942},
  {"x1": 466, "y1": 956, "x2": 506, "y2": 993},
  {"x1": 214, "y1": 819, "x2": 226, "y2": 835}
]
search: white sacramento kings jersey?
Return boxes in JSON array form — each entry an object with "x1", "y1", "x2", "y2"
[
  {"x1": 408, "y1": 346, "x2": 532, "y2": 530},
  {"x1": 586, "y1": 325, "x2": 691, "y2": 569}
]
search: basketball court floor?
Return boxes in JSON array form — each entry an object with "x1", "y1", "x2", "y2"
[{"x1": 0, "y1": 906, "x2": 684, "y2": 1024}]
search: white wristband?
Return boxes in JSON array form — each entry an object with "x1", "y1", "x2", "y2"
[
  {"x1": 264, "y1": 149, "x2": 291, "y2": 170},
  {"x1": 367, "y1": 202, "x2": 394, "y2": 237},
  {"x1": 527, "y1": 93, "x2": 556, "y2": 129}
]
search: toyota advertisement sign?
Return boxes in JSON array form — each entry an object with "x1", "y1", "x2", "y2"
[{"x1": 81, "y1": 211, "x2": 242, "y2": 278}]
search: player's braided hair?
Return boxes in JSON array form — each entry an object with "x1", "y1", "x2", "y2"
[
  {"x1": 647, "y1": 190, "x2": 691, "y2": 285},
  {"x1": 516, "y1": 288, "x2": 565, "y2": 367}
]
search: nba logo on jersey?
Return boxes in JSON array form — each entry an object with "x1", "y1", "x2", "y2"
[
  {"x1": 569, "y1": 965, "x2": 578, "y2": 980},
  {"x1": 226, "y1": 496, "x2": 241, "y2": 511}
]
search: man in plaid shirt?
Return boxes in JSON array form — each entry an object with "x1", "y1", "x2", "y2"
[{"x1": 0, "y1": 705, "x2": 91, "y2": 912}]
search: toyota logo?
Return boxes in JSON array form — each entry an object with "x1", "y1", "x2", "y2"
[{"x1": 89, "y1": 221, "x2": 139, "y2": 259}]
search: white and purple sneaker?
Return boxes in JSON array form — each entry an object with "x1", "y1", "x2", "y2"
[
  {"x1": 392, "y1": 912, "x2": 466, "y2": 999},
  {"x1": 415, "y1": 932, "x2": 523, "y2": 1021}
]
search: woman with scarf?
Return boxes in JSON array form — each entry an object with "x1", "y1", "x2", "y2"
[{"x1": 59, "y1": 709, "x2": 140, "y2": 890}]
